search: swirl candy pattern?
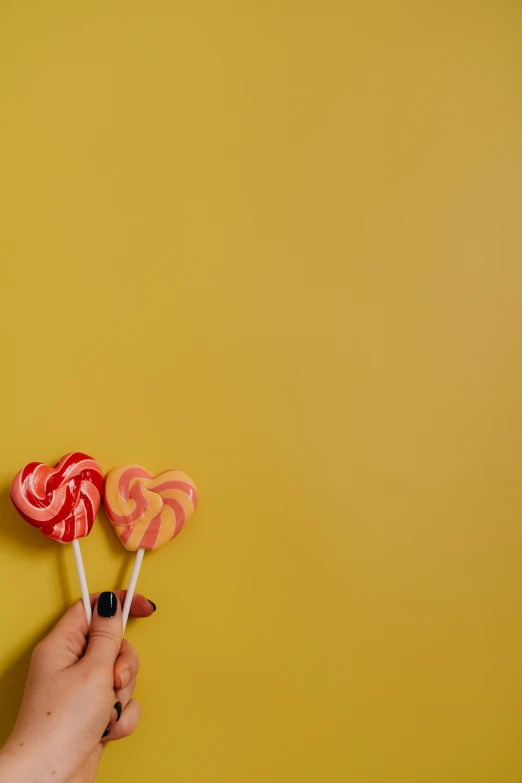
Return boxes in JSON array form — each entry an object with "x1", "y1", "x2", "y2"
[
  {"x1": 10, "y1": 452, "x2": 103, "y2": 543},
  {"x1": 104, "y1": 465, "x2": 198, "y2": 551}
]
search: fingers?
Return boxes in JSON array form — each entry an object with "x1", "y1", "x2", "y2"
[
  {"x1": 36, "y1": 591, "x2": 155, "y2": 672},
  {"x1": 49, "y1": 592, "x2": 155, "y2": 647},
  {"x1": 36, "y1": 603, "x2": 90, "y2": 668},
  {"x1": 114, "y1": 677, "x2": 136, "y2": 717},
  {"x1": 110, "y1": 639, "x2": 139, "y2": 727},
  {"x1": 83, "y1": 592, "x2": 123, "y2": 670},
  {"x1": 103, "y1": 699, "x2": 141, "y2": 743},
  {"x1": 90, "y1": 591, "x2": 156, "y2": 621},
  {"x1": 114, "y1": 639, "x2": 140, "y2": 691},
  {"x1": 41, "y1": 601, "x2": 93, "y2": 665}
]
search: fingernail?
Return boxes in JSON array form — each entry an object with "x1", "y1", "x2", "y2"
[
  {"x1": 114, "y1": 702, "x2": 122, "y2": 722},
  {"x1": 98, "y1": 592, "x2": 117, "y2": 618},
  {"x1": 119, "y1": 668, "x2": 131, "y2": 690},
  {"x1": 148, "y1": 599, "x2": 157, "y2": 612},
  {"x1": 102, "y1": 726, "x2": 110, "y2": 738}
]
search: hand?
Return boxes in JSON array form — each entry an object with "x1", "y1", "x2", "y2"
[{"x1": 0, "y1": 591, "x2": 155, "y2": 783}]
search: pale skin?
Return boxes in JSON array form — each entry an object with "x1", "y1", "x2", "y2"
[{"x1": 0, "y1": 591, "x2": 154, "y2": 782}]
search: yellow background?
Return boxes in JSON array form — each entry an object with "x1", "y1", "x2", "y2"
[{"x1": 0, "y1": 1, "x2": 522, "y2": 781}]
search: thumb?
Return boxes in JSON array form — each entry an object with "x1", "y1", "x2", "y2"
[{"x1": 83, "y1": 591, "x2": 123, "y2": 669}]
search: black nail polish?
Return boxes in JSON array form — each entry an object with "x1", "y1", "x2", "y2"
[
  {"x1": 148, "y1": 599, "x2": 157, "y2": 612},
  {"x1": 98, "y1": 592, "x2": 117, "y2": 618},
  {"x1": 114, "y1": 702, "x2": 122, "y2": 722},
  {"x1": 102, "y1": 726, "x2": 110, "y2": 738}
]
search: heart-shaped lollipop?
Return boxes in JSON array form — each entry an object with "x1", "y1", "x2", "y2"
[
  {"x1": 104, "y1": 464, "x2": 198, "y2": 629},
  {"x1": 11, "y1": 452, "x2": 102, "y2": 543},
  {"x1": 10, "y1": 452, "x2": 102, "y2": 623},
  {"x1": 104, "y1": 465, "x2": 198, "y2": 551}
]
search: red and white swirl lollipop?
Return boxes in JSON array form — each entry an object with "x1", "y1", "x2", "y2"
[
  {"x1": 11, "y1": 452, "x2": 103, "y2": 623},
  {"x1": 104, "y1": 464, "x2": 198, "y2": 630}
]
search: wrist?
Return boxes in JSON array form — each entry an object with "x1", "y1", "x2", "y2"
[{"x1": 0, "y1": 738, "x2": 69, "y2": 783}]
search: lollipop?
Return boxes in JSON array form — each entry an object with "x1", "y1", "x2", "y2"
[
  {"x1": 104, "y1": 464, "x2": 198, "y2": 630},
  {"x1": 11, "y1": 452, "x2": 102, "y2": 624}
]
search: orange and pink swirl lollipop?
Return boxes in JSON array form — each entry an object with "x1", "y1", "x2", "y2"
[
  {"x1": 10, "y1": 452, "x2": 102, "y2": 623},
  {"x1": 104, "y1": 464, "x2": 198, "y2": 629}
]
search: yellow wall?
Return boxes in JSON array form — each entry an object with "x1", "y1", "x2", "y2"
[{"x1": 1, "y1": 2, "x2": 522, "y2": 781}]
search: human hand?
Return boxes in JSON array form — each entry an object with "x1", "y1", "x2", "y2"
[{"x1": 0, "y1": 591, "x2": 155, "y2": 783}]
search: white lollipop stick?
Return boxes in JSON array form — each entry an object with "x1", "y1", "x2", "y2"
[
  {"x1": 72, "y1": 539, "x2": 92, "y2": 626},
  {"x1": 122, "y1": 547, "x2": 145, "y2": 633}
]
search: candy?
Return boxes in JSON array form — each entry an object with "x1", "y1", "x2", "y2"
[
  {"x1": 10, "y1": 451, "x2": 102, "y2": 625},
  {"x1": 104, "y1": 463, "x2": 198, "y2": 632},
  {"x1": 103, "y1": 464, "x2": 198, "y2": 551},
  {"x1": 10, "y1": 452, "x2": 103, "y2": 543}
]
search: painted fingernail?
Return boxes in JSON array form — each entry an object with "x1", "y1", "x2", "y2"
[
  {"x1": 114, "y1": 702, "x2": 122, "y2": 722},
  {"x1": 98, "y1": 592, "x2": 117, "y2": 618},
  {"x1": 148, "y1": 599, "x2": 157, "y2": 612},
  {"x1": 102, "y1": 726, "x2": 110, "y2": 738}
]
